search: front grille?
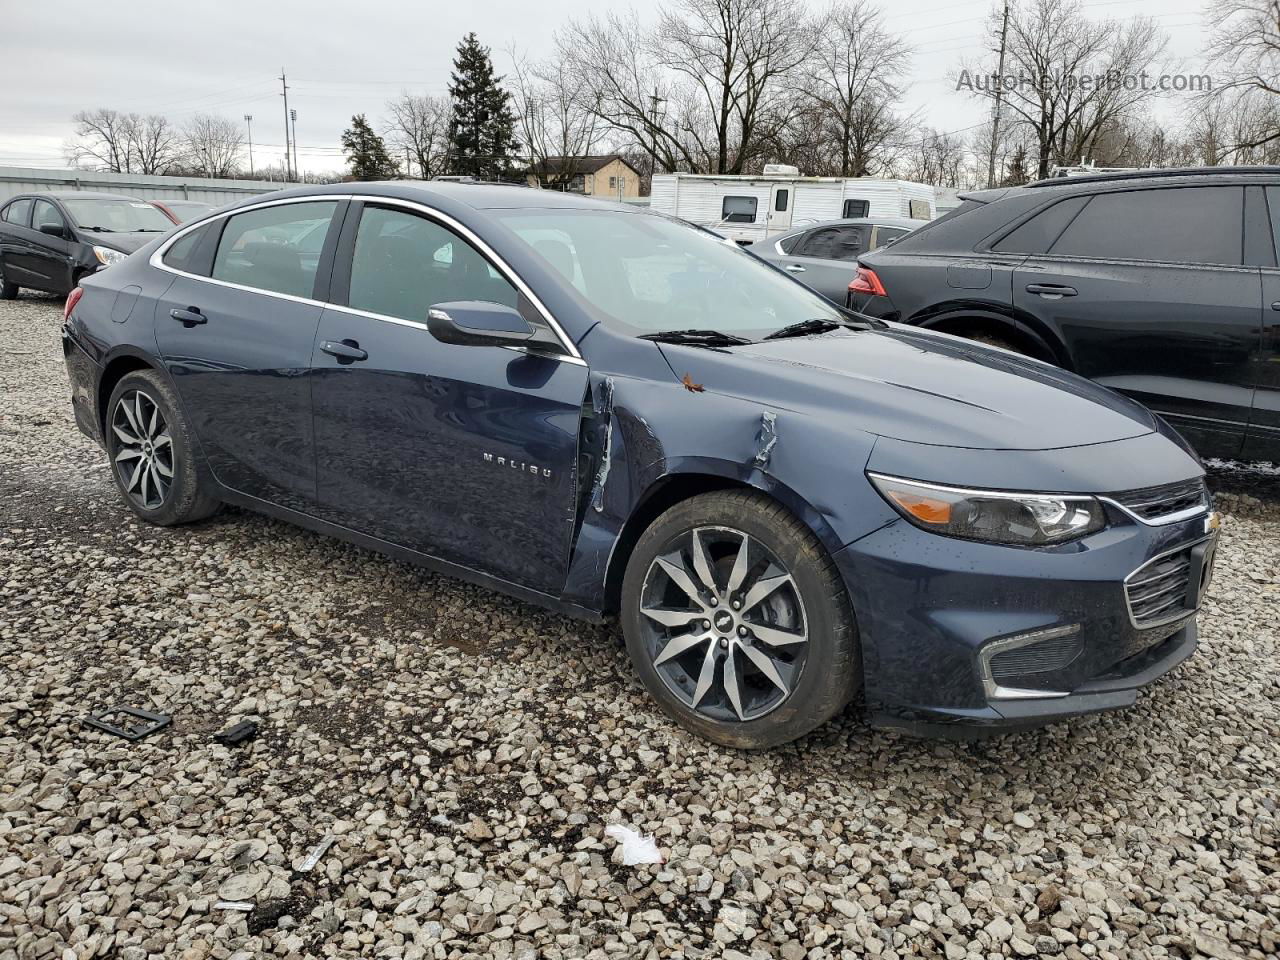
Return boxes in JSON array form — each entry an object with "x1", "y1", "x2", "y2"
[
  {"x1": 989, "y1": 631, "x2": 1083, "y2": 681},
  {"x1": 1125, "y1": 546, "x2": 1196, "y2": 628},
  {"x1": 1109, "y1": 478, "x2": 1208, "y2": 521}
]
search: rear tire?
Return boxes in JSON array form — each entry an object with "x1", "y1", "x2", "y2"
[
  {"x1": 105, "y1": 369, "x2": 221, "y2": 526},
  {"x1": 621, "y1": 490, "x2": 861, "y2": 749},
  {"x1": 0, "y1": 263, "x2": 18, "y2": 300}
]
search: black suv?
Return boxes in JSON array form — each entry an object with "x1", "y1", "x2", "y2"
[
  {"x1": 849, "y1": 167, "x2": 1280, "y2": 462},
  {"x1": 0, "y1": 191, "x2": 175, "y2": 299}
]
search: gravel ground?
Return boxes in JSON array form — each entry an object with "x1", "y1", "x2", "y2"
[{"x1": 1, "y1": 291, "x2": 1278, "y2": 960}]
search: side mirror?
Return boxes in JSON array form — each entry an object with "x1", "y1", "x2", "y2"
[
  {"x1": 427, "y1": 300, "x2": 536, "y2": 348},
  {"x1": 39, "y1": 222, "x2": 67, "y2": 238}
]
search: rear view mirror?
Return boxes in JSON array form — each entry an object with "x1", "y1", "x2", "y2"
[
  {"x1": 39, "y1": 222, "x2": 67, "y2": 238},
  {"x1": 427, "y1": 300, "x2": 535, "y2": 348}
]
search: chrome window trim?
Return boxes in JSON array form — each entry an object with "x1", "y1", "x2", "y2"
[
  {"x1": 1122, "y1": 534, "x2": 1214, "y2": 630},
  {"x1": 866, "y1": 473, "x2": 1208, "y2": 528},
  {"x1": 149, "y1": 192, "x2": 584, "y2": 362}
]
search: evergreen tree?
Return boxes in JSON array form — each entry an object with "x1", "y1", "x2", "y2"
[
  {"x1": 341, "y1": 114, "x2": 400, "y2": 181},
  {"x1": 1000, "y1": 144, "x2": 1031, "y2": 187},
  {"x1": 447, "y1": 33, "x2": 520, "y2": 180}
]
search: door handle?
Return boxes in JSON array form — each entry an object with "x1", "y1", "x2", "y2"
[
  {"x1": 784, "y1": 264, "x2": 806, "y2": 273},
  {"x1": 1025, "y1": 283, "x2": 1077, "y2": 298},
  {"x1": 320, "y1": 339, "x2": 368, "y2": 363},
  {"x1": 169, "y1": 307, "x2": 206, "y2": 327}
]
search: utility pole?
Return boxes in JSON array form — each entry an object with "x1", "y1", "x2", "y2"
[
  {"x1": 244, "y1": 114, "x2": 255, "y2": 178},
  {"x1": 648, "y1": 87, "x2": 666, "y2": 187},
  {"x1": 279, "y1": 68, "x2": 293, "y2": 182},
  {"x1": 290, "y1": 108, "x2": 300, "y2": 182},
  {"x1": 986, "y1": 0, "x2": 1010, "y2": 189}
]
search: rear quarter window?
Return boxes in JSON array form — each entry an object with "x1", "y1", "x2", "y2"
[
  {"x1": 162, "y1": 221, "x2": 220, "y2": 275},
  {"x1": 992, "y1": 196, "x2": 1090, "y2": 254}
]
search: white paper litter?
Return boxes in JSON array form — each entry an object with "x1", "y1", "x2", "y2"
[
  {"x1": 604, "y1": 824, "x2": 664, "y2": 865},
  {"x1": 214, "y1": 900, "x2": 254, "y2": 912}
]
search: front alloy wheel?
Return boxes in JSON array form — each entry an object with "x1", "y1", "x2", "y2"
[
  {"x1": 639, "y1": 526, "x2": 808, "y2": 722},
  {"x1": 622, "y1": 490, "x2": 861, "y2": 748},
  {"x1": 111, "y1": 390, "x2": 174, "y2": 510}
]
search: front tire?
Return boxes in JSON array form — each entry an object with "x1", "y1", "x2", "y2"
[
  {"x1": 621, "y1": 490, "x2": 861, "y2": 748},
  {"x1": 0, "y1": 263, "x2": 18, "y2": 300},
  {"x1": 105, "y1": 369, "x2": 220, "y2": 525}
]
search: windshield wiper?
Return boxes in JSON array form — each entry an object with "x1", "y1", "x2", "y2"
[
  {"x1": 762, "y1": 317, "x2": 853, "y2": 340},
  {"x1": 638, "y1": 329, "x2": 754, "y2": 347},
  {"x1": 81, "y1": 225, "x2": 115, "y2": 233}
]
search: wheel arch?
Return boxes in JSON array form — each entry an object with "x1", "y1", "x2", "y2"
[
  {"x1": 96, "y1": 349, "x2": 167, "y2": 438},
  {"x1": 909, "y1": 303, "x2": 1070, "y2": 368},
  {"x1": 600, "y1": 464, "x2": 843, "y2": 615}
]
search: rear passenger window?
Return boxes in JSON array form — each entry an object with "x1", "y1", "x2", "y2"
[
  {"x1": 346, "y1": 206, "x2": 518, "y2": 322},
  {"x1": 798, "y1": 225, "x2": 868, "y2": 260},
  {"x1": 993, "y1": 196, "x2": 1089, "y2": 254},
  {"x1": 2, "y1": 198, "x2": 33, "y2": 226},
  {"x1": 163, "y1": 222, "x2": 217, "y2": 275},
  {"x1": 212, "y1": 201, "x2": 337, "y2": 298},
  {"x1": 1048, "y1": 187, "x2": 1244, "y2": 265}
]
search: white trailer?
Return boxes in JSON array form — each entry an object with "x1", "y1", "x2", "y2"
[{"x1": 650, "y1": 166, "x2": 937, "y2": 243}]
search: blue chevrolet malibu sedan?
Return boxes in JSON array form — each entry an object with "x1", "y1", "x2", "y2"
[{"x1": 61, "y1": 182, "x2": 1219, "y2": 748}]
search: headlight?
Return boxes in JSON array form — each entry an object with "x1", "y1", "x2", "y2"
[
  {"x1": 93, "y1": 246, "x2": 127, "y2": 266},
  {"x1": 868, "y1": 473, "x2": 1106, "y2": 545}
]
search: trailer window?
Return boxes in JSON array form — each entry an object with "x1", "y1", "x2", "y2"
[
  {"x1": 774, "y1": 189, "x2": 789, "y2": 212},
  {"x1": 909, "y1": 199, "x2": 931, "y2": 220},
  {"x1": 843, "y1": 199, "x2": 869, "y2": 218},
  {"x1": 722, "y1": 196, "x2": 758, "y2": 223}
]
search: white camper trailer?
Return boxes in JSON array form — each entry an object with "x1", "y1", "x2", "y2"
[{"x1": 649, "y1": 165, "x2": 937, "y2": 244}]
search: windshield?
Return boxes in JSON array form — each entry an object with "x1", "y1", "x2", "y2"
[
  {"x1": 492, "y1": 209, "x2": 846, "y2": 339},
  {"x1": 62, "y1": 199, "x2": 173, "y2": 233}
]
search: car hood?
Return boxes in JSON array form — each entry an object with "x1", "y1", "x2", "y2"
[
  {"x1": 90, "y1": 232, "x2": 162, "y2": 254},
  {"x1": 660, "y1": 325, "x2": 1156, "y2": 451}
]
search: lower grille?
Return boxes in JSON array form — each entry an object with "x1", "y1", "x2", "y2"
[
  {"x1": 1125, "y1": 546, "x2": 1197, "y2": 628},
  {"x1": 989, "y1": 630, "x2": 1083, "y2": 680},
  {"x1": 1109, "y1": 478, "x2": 1208, "y2": 522}
]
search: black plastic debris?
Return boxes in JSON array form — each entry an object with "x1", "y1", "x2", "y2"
[
  {"x1": 212, "y1": 720, "x2": 259, "y2": 746},
  {"x1": 84, "y1": 706, "x2": 171, "y2": 741}
]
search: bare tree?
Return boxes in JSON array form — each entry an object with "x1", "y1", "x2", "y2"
[
  {"x1": 510, "y1": 48, "x2": 603, "y2": 189},
  {"x1": 559, "y1": 0, "x2": 816, "y2": 177},
  {"x1": 958, "y1": 0, "x2": 1168, "y2": 178},
  {"x1": 900, "y1": 127, "x2": 971, "y2": 187},
  {"x1": 653, "y1": 0, "x2": 816, "y2": 174},
  {"x1": 182, "y1": 114, "x2": 244, "y2": 179},
  {"x1": 1202, "y1": 0, "x2": 1280, "y2": 155},
  {"x1": 127, "y1": 114, "x2": 183, "y2": 175},
  {"x1": 805, "y1": 0, "x2": 912, "y2": 176},
  {"x1": 66, "y1": 109, "x2": 136, "y2": 173},
  {"x1": 384, "y1": 93, "x2": 451, "y2": 179}
]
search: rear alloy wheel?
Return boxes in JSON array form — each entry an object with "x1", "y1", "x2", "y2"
[
  {"x1": 106, "y1": 369, "x2": 220, "y2": 525},
  {"x1": 111, "y1": 389, "x2": 174, "y2": 510},
  {"x1": 622, "y1": 490, "x2": 860, "y2": 748}
]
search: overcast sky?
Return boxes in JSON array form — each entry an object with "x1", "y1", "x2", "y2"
[{"x1": 0, "y1": 0, "x2": 1211, "y2": 176}]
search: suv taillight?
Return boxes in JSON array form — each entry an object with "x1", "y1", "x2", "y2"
[
  {"x1": 848, "y1": 267, "x2": 887, "y2": 297},
  {"x1": 64, "y1": 286, "x2": 84, "y2": 321}
]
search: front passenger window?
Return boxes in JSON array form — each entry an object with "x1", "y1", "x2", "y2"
[
  {"x1": 212, "y1": 201, "x2": 337, "y2": 298},
  {"x1": 33, "y1": 200, "x2": 67, "y2": 234},
  {"x1": 346, "y1": 206, "x2": 519, "y2": 323}
]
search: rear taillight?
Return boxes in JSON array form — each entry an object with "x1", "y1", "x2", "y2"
[
  {"x1": 848, "y1": 266, "x2": 887, "y2": 297},
  {"x1": 64, "y1": 286, "x2": 84, "y2": 321}
]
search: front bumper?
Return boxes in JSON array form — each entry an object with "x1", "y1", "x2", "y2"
[{"x1": 834, "y1": 507, "x2": 1215, "y2": 737}]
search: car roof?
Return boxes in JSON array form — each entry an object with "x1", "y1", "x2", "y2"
[
  {"x1": 1024, "y1": 165, "x2": 1280, "y2": 190},
  {"x1": 13, "y1": 190, "x2": 149, "y2": 202},
  {"x1": 246, "y1": 180, "x2": 634, "y2": 213}
]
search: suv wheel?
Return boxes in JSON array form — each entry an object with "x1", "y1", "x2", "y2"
[
  {"x1": 621, "y1": 490, "x2": 861, "y2": 748},
  {"x1": 105, "y1": 369, "x2": 220, "y2": 525}
]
